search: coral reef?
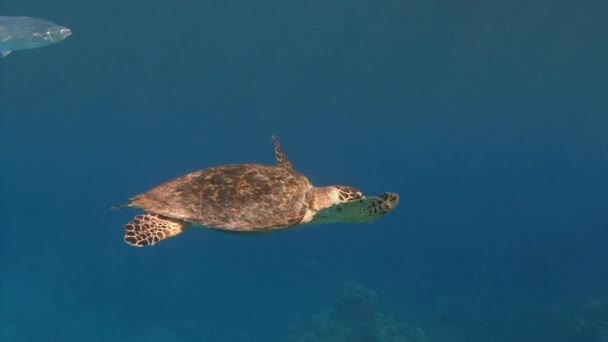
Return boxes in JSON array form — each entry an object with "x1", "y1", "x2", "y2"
[
  {"x1": 287, "y1": 282, "x2": 428, "y2": 342},
  {"x1": 572, "y1": 297, "x2": 608, "y2": 342}
]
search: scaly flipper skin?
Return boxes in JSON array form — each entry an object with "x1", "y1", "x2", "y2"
[
  {"x1": 272, "y1": 135, "x2": 294, "y2": 170},
  {"x1": 124, "y1": 214, "x2": 189, "y2": 247},
  {"x1": 310, "y1": 193, "x2": 400, "y2": 225}
]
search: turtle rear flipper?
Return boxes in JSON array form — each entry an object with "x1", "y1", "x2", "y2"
[
  {"x1": 312, "y1": 193, "x2": 399, "y2": 224},
  {"x1": 123, "y1": 214, "x2": 189, "y2": 247}
]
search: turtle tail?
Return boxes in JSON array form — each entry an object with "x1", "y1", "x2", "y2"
[{"x1": 111, "y1": 203, "x2": 136, "y2": 210}]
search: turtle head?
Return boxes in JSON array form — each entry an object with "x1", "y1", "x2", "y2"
[
  {"x1": 308, "y1": 186, "x2": 365, "y2": 212},
  {"x1": 335, "y1": 186, "x2": 366, "y2": 202},
  {"x1": 306, "y1": 186, "x2": 399, "y2": 225}
]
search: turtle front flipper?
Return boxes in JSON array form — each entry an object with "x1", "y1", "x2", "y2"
[
  {"x1": 271, "y1": 135, "x2": 294, "y2": 170},
  {"x1": 311, "y1": 193, "x2": 400, "y2": 225},
  {"x1": 123, "y1": 213, "x2": 190, "y2": 247}
]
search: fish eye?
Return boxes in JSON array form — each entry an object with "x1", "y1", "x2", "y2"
[{"x1": 60, "y1": 29, "x2": 69, "y2": 34}]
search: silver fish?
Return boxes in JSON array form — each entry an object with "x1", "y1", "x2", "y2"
[{"x1": 0, "y1": 15, "x2": 72, "y2": 57}]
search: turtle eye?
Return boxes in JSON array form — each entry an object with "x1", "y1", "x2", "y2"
[{"x1": 351, "y1": 191, "x2": 364, "y2": 200}]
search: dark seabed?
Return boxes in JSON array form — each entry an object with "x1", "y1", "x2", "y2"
[{"x1": 1, "y1": 0, "x2": 607, "y2": 341}]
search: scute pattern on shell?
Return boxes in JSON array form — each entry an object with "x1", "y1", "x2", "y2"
[{"x1": 130, "y1": 164, "x2": 313, "y2": 231}]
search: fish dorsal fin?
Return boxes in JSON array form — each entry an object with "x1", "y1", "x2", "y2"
[
  {"x1": 1, "y1": 51, "x2": 12, "y2": 58},
  {"x1": 272, "y1": 135, "x2": 294, "y2": 170}
]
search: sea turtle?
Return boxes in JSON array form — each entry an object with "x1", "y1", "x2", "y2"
[{"x1": 117, "y1": 136, "x2": 399, "y2": 247}]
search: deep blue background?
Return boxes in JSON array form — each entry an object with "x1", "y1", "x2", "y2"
[{"x1": 1, "y1": 0, "x2": 607, "y2": 341}]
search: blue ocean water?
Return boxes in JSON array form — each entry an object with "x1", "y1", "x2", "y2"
[{"x1": 1, "y1": 0, "x2": 607, "y2": 341}]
